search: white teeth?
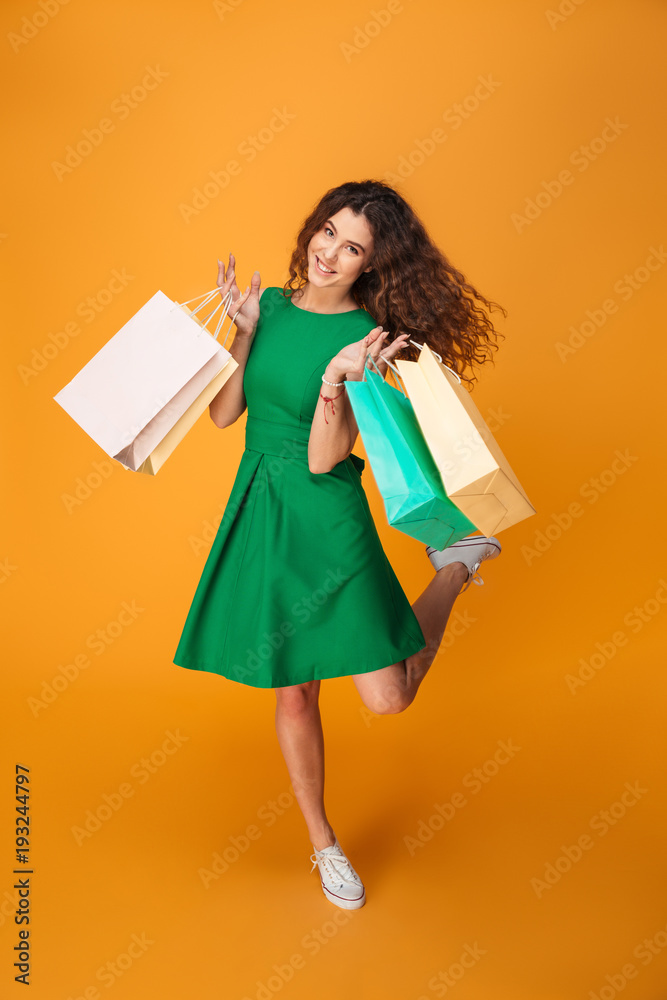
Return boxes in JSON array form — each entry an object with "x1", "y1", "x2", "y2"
[{"x1": 317, "y1": 256, "x2": 335, "y2": 273}]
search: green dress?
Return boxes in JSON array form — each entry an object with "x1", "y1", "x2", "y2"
[{"x1": 172, "y1": 286, "x2": 427, "y2": 688}]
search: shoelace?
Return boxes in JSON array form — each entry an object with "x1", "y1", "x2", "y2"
[
  {"x1": 309, "y1": 847, "x2": 361, "y2": 886},
  {"x1": 426, "y1": 542, "x2": 490, "y2": 593},
  {"x1": 460, "y1": 562, "x2": 485, "y2": 592}
]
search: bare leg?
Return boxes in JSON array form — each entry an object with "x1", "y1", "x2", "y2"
[
  {"x1": 351, "y1": 562, "x2": 469, "y2": 715},
  {"x1": 273, "y1": 680, "x2": 337, "y2": 851}
]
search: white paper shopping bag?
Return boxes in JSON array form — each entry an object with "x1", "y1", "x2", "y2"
[{"x1": 53, "y1": 285, "x2": 239, "y2": 473}]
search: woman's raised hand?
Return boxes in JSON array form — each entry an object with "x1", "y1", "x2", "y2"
[
  {"x1": 326, "y1": 326, "x2": 410, "y2": 383},
  {"x1": 216, "y1": 253, "x2": 261, "y2": 338}
]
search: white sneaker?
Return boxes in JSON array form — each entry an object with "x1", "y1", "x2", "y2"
[
  {"x1": 426, "y1": 534, "x2": 501, "y2": 592},
  {"x1": 309, "y1": 837, "x2": 366, "y2": 909}
]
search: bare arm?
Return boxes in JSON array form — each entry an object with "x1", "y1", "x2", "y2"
[
  {"x1": 308, "y1": 327, "x2": 410, "y2": 474},
  {"x1": 209, "y1": 328, "x2": 256, "y2": 428},
  {"x1": 208, "y1": 258, "x2": 263, "y2": 429},
  {"x1": 307, "y1": 361, "x2": 354, "y2": 474}
]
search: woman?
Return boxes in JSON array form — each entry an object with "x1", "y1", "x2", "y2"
[{"x1": 173, "y1": 179, "x2": 506, "y2": 910}]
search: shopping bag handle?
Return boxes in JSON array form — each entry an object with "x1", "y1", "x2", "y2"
[
  {"x1": 179, "y1": 285, "x2": 234, "y2": 345},
  {"x1": 408, "y1": 338, "x2": 443, "y2": 362},
  {"x1": 362, "y1": 351, "x2": 409, "y2": 397},
  {"x1": 407, "y1": 339, "x2": 462, "y2": 384},
  {"x1": 361, "y1": 339, "x2": 462, "y2": 390},
  {"x1": 172, "y1": 285, "x2": 238, "y2": 347}
]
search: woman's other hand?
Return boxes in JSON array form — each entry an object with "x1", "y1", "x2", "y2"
[
  {"x1": 325, "y1": 326, "x2": 410, "y2": 383},
  {"x1": 216, "y1": 253, "x2": 261, "y2": 338}
]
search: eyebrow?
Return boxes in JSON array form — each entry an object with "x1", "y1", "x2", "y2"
[{"x1": 325, "y1": 219, "x2": 366, "y2": 253}]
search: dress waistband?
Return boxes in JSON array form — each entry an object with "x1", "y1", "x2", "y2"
[
  {"x1": 244, "y1": 415, "x2": 311, "y2": 460},
  {"x1": 244, "y1": 414, "x2": 366, "y2": 476}
]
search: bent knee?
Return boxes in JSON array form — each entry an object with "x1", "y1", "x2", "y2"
[{"x1": 364, "y1": 688, "x2": 409, "y2": 716}]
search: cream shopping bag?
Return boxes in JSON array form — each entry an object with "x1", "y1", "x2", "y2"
[
  {"x1": 54, "y1": 285, "x2": 239, "y2": 474},
  {"x1": 394, "y1": 342, "x2": 536, "y2": 535}
]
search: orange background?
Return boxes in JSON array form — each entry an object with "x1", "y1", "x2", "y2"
[{"x1": 3, "y1": 1, "x2": 667, "y2": 997}]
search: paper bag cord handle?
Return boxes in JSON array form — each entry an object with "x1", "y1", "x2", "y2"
[
  {"x1": 180, "y1": 286, "x2": 233, "y2": 342},
  {"x1": 179, "y1": 285, "x2": 231, "y2": 315},
  {"x1": 407, "y1": 338, "x2": 443, "y2": 363},
  {"x1": 407, "y1": 339, "x2": 461, "y2": 384},
  {"x1": 362, "y1": 338, "x2": 462, "y2": 391},
  {"x1": 198, "y1": 293, "x2": 234, "y2": 346},
  {"x1": 173, "y1": 286, "x2": 236, "y2": 348},
  {"x1": 363, "y1": 350, "x2": 408, "y2": 398}
]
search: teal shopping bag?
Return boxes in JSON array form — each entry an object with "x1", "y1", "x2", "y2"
[{"x1": 345, "y1": 355, "x2": 477, "y2": 549}]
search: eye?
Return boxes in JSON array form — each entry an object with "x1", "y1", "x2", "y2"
[{"x1": 323, "y1": 226, "x2": 358, "y2": 255}]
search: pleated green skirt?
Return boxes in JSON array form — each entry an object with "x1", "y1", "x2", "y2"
[{"x1": 172, "y1": 287, "x2": 427, "y2": 688}]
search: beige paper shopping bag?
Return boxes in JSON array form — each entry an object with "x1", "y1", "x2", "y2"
[
  {"x1": 135, "y1": 304, "x2": 238, "y2": 474},
  {"x1": 54, "y1": 286, "x2": 238, "y2": 475},
  {"x1": 395, "y1": 342, "x2": 536, "y2": 535}
]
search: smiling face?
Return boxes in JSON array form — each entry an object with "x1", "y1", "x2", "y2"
[{"x1": 306, "y1": 206, "x2": 374, "y2": 294}]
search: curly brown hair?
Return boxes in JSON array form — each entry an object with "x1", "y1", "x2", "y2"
[{"x1": 281, "y1": 179, "x2": 507, "y2": 388}]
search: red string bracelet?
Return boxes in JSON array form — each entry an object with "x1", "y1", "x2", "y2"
[{"x1": 319, "y1": 388, "x2": 345, "y2": 424}]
